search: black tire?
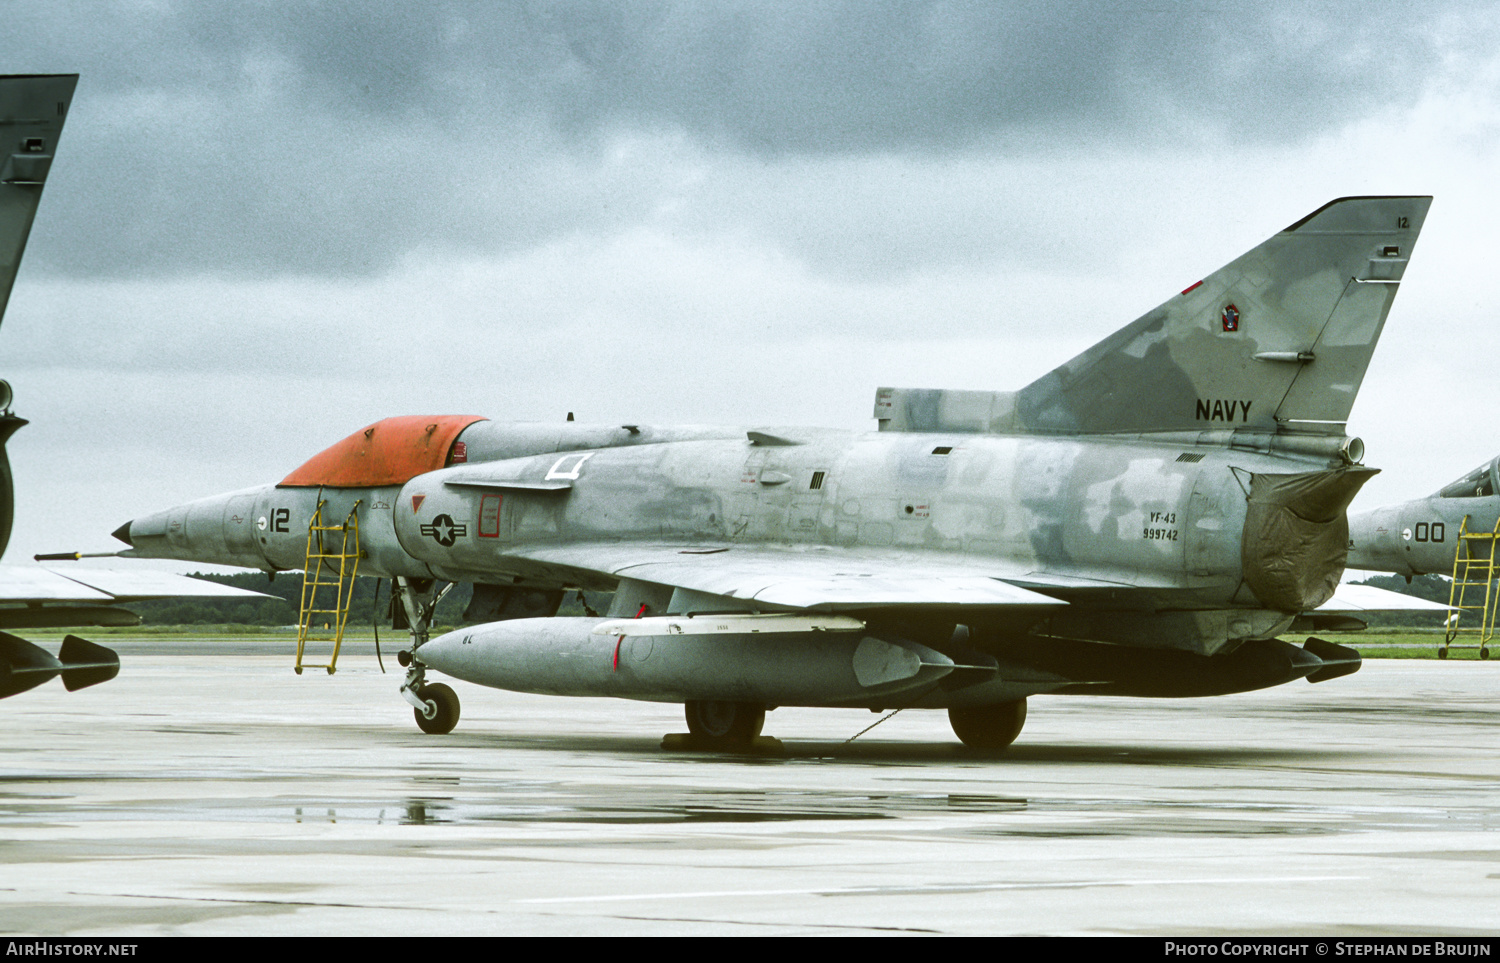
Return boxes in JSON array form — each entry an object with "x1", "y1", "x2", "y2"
[
  {"x1": 414, "y1": 683, "x2": 460, "y2": 735},
  {"x1": 949, "y1": 699, "x2": 1027, "y2": 752},
  {"x1": 1439, "y1": 647, "x2": 1449, "y2": 660},
  {"x1": 684, "y1": 700, "x2": 765, "y2": 750},
  {"x1": 1482, "y1": 647, "x2": 1491, "y2": 661}
]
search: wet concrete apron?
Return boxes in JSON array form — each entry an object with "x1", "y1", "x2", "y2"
[{"x1": 2, "y1": 646, "x2": 1497, "y2": 936}]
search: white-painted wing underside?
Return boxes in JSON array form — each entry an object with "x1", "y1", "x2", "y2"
[
  {"x1": 0, "y1": 565, "x2": 269, "y2": 605},
  {"x1": 1316, "y1": 583, "x2": 1452, "y2": 613},
  {"x1": 499, "y1": 543, "x2": 1071, "y2": 611}
]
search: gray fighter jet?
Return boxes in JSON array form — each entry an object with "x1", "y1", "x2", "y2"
[
  {"x1": 113, "y1": 194, "x2": 1438, "y2": 749},
  {"x1": 1343, "y1": 458, "x2": 1500, "y2": 660},
  {"x1": 0, "y1": 74, "x2": 265, "y2": 699},
  {"x1": 1348, "y1": 456, "x2": 1500, "y2": 578}
]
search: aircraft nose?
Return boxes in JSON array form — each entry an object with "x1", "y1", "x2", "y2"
[{"x1": 110, "y1": 521, "x2": 133, "y2": 547}]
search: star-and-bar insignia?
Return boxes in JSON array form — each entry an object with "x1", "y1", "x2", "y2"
[{"x1": 420, "y1": 513, "x2": 467, "y2": 547}]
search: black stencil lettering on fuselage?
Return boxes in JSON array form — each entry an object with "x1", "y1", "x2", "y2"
[
  {"x1": 271, "y1": 508, "x2": 290, "y2": 533},
  {"x1": 1195, "y1": 399, "x2": 1253, "y2": 423}
]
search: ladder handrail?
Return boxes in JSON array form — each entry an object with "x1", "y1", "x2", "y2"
[
  {"x1": 1445, "y1": 513, "x2": 1498, "y2": 649},
  {"x1": 294, "y1": 498, "x2": 363, "y2": 674}
]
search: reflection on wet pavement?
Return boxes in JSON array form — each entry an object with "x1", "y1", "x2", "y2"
[{"x1": 5, "y1": 778, "x2": 1493, "y2": 837}]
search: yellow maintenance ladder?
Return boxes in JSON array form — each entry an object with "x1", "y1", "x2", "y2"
[
  {"x1": 1443, "y1": 514, "x2": 1496, "y2": 660},
  {"x1": 295, "y1": 498, "x2": 363, "y2": 675}
]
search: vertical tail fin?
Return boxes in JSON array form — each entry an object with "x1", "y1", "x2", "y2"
[
  {"x1": 0, "y1": 74, "x2": 77, "y2": 559},
  {"x1": 0, "y1": 73, "x2": 78, "y2": 329},
  {"x1": 1014, "y1": 196, "x2": 1433, "y2": 437}
]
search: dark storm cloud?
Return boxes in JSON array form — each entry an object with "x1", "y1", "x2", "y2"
[
  {"x1": 3, "y1": 1, "x2": 1479, "y2": 279},
  {"x1": 508, "y1": 0, "x2": 1452, "y2": 154},
  {"x1": 151, "y1": 0, "x2": 1458, "y2": 152}
]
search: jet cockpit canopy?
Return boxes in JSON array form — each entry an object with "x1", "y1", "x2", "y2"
[{"x1": 1435, "y1": 455, "x2": 1500, "y2": 499}]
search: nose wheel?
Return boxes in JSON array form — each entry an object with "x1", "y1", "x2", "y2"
[
  {"x1": 412, "y1": 682, "x2": 460, "y2": 735},
  {"x1": 393, "y1": 577, "x2": 462, "y2": 734}
]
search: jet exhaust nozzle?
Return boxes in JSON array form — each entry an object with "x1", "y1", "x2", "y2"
[{"x1": 1241, "y1": 466, "x2": 1378, "y2": 613}]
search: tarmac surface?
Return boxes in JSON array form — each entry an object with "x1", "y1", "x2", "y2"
[{"x1": 2, "y1": 637, "x2": 1498, "y2": 936}]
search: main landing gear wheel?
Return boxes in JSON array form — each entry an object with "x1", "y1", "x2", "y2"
[
  {"x1": 949, "y1": 698, "x2": 1027, "y2": 752},
  {"x1": 414, "y1": 683, "x2": 460, "y2": 735},
  {"x1": 684, "y1": 700, "x2": 765, "y2": 751}
]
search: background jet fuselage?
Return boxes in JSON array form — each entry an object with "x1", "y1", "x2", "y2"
[{"x1": 1348, "y1": 454, "x2": 1500, "y2": 577}]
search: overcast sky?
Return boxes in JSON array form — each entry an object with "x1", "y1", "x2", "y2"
[{"x1": 4, "y1": 1, "x2": 1500, "y2": 570}]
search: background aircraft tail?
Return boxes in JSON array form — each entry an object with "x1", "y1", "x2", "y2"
[
  {"x1": 0, "y1": 74, "x2": 76, "y2": 329},
  {"x1": 0, "y1": 74, "x2": 78, "y2": 559}
]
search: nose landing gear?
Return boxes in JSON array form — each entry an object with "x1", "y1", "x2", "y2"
[{"x1": 392, "y1": 577, "x2": 460, "y2": 735}]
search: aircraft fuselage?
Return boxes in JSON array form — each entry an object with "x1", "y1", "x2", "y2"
[{"x1": 122, "y1": 419, "x2": 1364, "y2": 657}]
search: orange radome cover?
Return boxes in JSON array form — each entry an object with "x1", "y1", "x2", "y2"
[{"x1": 278, "y1": 415, "x2": 488, "y2": 488}]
